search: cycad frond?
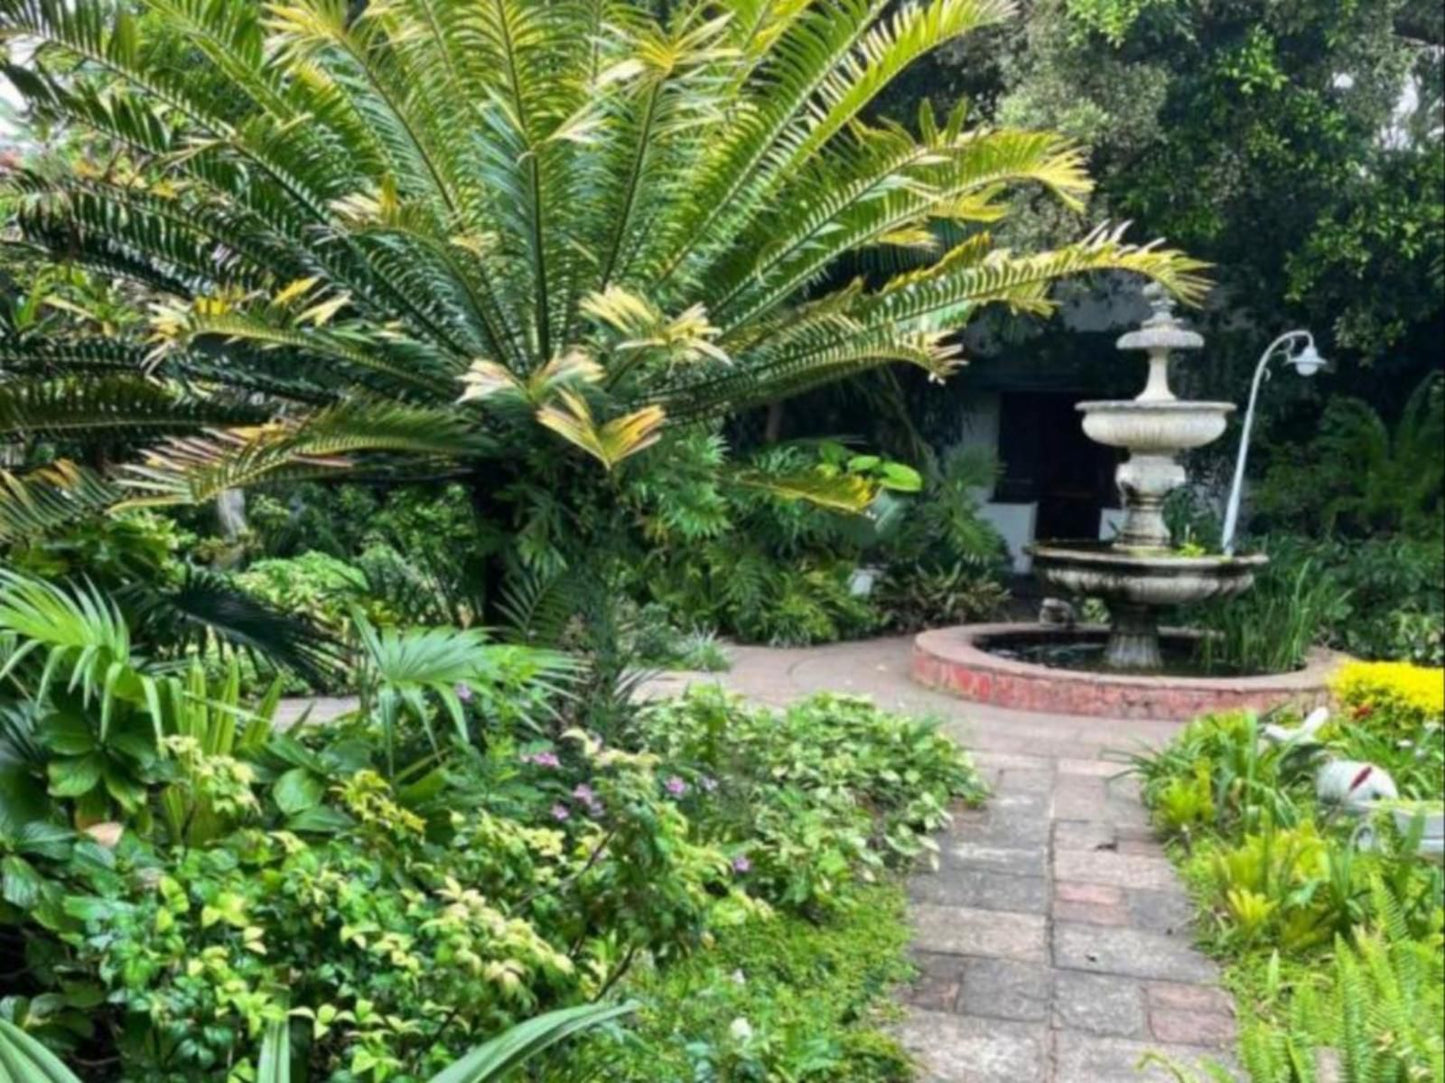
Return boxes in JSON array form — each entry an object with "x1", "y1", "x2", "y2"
[
  {"x1": 1, "y1": 0, "x2": 1208, "y2": 538},
  {"x1": 0, "y1": 461, "x2": 122, "y2": 544},
  {"x1": 0, "y1": 376, "x2": 263, "y2": 440},
  {"x1": 535, "y1": 392, "x2": 665, "y2": 469}
]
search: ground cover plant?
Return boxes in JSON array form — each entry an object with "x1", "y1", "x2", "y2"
[
  {"x1": 576, "y1": 883, "x2": 918, "y2": 1081},
  {"x1": 1132, "y1": 661, "x2": 1445, "y2": 1081},
  {"x1": 0, "y1": 569, "x2": 983, "y2": 1081}
]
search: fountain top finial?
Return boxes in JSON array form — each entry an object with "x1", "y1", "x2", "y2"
[{"x1": 1116, "y1": 283, "x2": 1204, "y2": 353}]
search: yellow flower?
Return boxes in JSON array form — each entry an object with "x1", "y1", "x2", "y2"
[{"x1": 1331, "y1": 660, "x2": 1444, "y2": 718}]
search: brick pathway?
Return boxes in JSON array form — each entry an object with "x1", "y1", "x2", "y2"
[{"x1": 652, "y1": 637, "x2": 1241, "y2": 1082}]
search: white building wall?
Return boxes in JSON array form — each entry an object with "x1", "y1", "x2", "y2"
[{"x1": 956, "y1": 391, "x2": 1039, "y2": 574}]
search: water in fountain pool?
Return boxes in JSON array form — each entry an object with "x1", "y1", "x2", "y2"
[{"x1": 985, "y1": 635, "x2": 1295, "y2": 678}]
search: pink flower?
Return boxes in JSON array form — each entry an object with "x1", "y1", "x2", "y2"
[
  {"x1": 454, "y1": 681, "x2": 474, "y2": 703},
  {"x1": 573, "y1": 784, "x2": 603, "y2": 815},
  {"x1": 665, "y1": 776, "x2": 688, "y2": 797},
  {"x1": 731, "y1": 855, "x2": 752, "y2": 874},
  {"x1": 550, "y1": 803, "x2": 570, "y2": 822},
  {"x1": 523, "y1": 750, "x2": 561, "y2": 769}
]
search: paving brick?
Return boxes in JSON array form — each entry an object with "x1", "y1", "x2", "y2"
[
  {"x1": 1053, "y1": 819, "x2": 1118, "y2": 852},
  {"x1": 1054, "y1": 849, "x2": 1179, "y2": 891},
  {"x1": 1052, "y1": 1031, "x2": 1239, "y2": 1081},
  {"x1": 910, "y1": 869, "x2": 1050, "y2": 913},
  {"x1": 971, "y1": 751, "x2": 1056, "y2": 772},
  {"x1": 987, "y1": 791, "x2": 1051, "y2": 819},
  {"x1": 1147, "y1": 982, "x2": 1236, "y2": 1016},
  {"x1": 1056, "y1": 757, "x2": 1127, "y2": 778},
  {"x1": 1151, "y1": 1007, "x2": 1237, "y2": 1049},
  {"x1": 1054, "y1": 899, "x2": 1130, "y2": 926},
  {"x1": 1115, "y1": 822, "x2": 1160, "y2": 842},
  {"x1": 912, "y1": 905, "x2": 1047, "y2": 962},
  {"x1": 1053, "y1": 923, "x2": 1218, "y2": 983},
  {"x1": 996, "y1": 768, "x2": 1055, "y2": 794},
  {"x1": 1053, "y1": 971, "x2": 1147, "y2": 1037},
  {"x1": 960, "y1": 957, "x2": 1052, "y2": 1022},
  {"x1": 906, "y1": 951, "x2": 963, "y2": 1013},
  {"x1": 1118, "y1": 836, "x2": 1167, "y2": 857},
  {"x1": 959, "y1": 812, "x2": 1052, "y2": 848},
  {"x1": 942, "y1": 840, "x2": 1049, "y2": 878},
  {"x1": 1055, "y1": 881, "x2": 1125, "y2": 906},
  {"x1": 898, "y1": 1009, "x2": 1048, "y2": 1082},
  {"x1": 1128, "y1": 887, "x2": 1199, "y2": 934}
]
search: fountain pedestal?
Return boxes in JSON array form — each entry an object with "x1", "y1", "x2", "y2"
[
  {"x1": 1029, "y1": 285, "x2": 1265, "y2": 672},
  {"x1": 1109, "y1": 603, "x2": 1162, "y2": 670}
]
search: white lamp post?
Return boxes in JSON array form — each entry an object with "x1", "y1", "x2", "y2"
[{"x1": 1220, "y1": 331, "x2": 1326, "y2": 555}]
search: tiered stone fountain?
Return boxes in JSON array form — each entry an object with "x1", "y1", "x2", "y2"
[
  {"x1": 1029, "y1": 285, "x2": 1267, "y2": 671},
  {"x1": 912, "y1": 285, "x2": 1341, "y2": 721}
]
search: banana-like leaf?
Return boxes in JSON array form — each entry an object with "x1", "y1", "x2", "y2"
[
  {"x1": 0, "y1": 1018, "x2": 83, "y2": 1082},
  {"x1": 428, "y1": 1001, "x2": 638, "y2": 1083},
  {"x1": 257, "y1": 1019, "x2": 290, "y2": 1083},
  {"x1": 728, "y1": 469, "x2": 877, "y2": 513}
]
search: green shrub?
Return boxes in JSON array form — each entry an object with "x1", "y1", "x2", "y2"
[
  {"x1": 638, "y1": 688, "x2": 985, "y2": 913},
  {"x1": 873, "y1": 561, "x2": 1009, "y2": 633},
  {"x1": 235, "y1": 551, "x2": 395, "y2": 635},
  {"x1": 582, "y1": 883, "x2": 916, "y2": 1082},
  {"x1": 1133, "y1": 690, "x2": 1445, "y2": 1082},
  {"x1": 631, "y1": 438, "x2": 1008, "y2": 645},
  {"x1": 1, "y1": 575, "x2": 977, "y2": 1080},
  {"x1": 1260, "y1": 534, "x2": 1444, "y2": 666},
  {"x1": 1190, "y1": 557, "x2": 1347, "y2": 675}
]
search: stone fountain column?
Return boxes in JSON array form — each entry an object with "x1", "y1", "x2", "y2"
[
  {"x1": 1104, "y1": 291, "x2": 1203, "y2": 550},
  {"x1": 1029, "y1": 285, "x2": 1268, "y2": 672}
]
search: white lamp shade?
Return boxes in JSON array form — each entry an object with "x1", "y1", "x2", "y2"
[{"x1": 1291, "y1": 344, "x2": 1325, "y2": 376}]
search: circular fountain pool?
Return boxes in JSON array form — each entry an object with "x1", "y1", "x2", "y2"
[{"x1": 912, "y1": 623, "x2": 1341, "y2": 721}]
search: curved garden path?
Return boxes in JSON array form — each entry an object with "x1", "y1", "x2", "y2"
[
  {"x1": 282, "y1": 635, "x2": 1241, "y2": 1081},
  {"x1": 655, "y1": 637, "x2": 1241, "y2": 1082}
]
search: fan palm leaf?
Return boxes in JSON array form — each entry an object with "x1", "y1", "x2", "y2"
[{"x1": 0, "y1": 0, "x2": 1208, "y2": 537}]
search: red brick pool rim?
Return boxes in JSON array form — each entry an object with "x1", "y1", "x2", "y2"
[{"x1": 912, "y1": 623, "x2": 1343, "y2": 721}]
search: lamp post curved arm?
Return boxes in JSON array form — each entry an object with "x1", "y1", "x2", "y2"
[{"x1": 1220, "y1": 330, "x2": 1322, "y2": 556}]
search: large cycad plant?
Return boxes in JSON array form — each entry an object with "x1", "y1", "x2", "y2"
[{"x1": 0, "y1": 0, "x2": 1206, "y2": 553}]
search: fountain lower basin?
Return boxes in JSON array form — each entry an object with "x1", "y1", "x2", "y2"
[
  {"x1": 1029, "y1": 542, "x2": 1268, "y2": 670},
  {"x1": 911, "y1": 623, "x2": 1340, "y2": 721}
]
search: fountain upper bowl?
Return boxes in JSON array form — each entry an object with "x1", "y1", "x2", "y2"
[
  {"x1": 1077, "y1": 400, "x2": 1234, "y2": 452},
  {"x1": 1029, "y1": 541, "x2": 1267, "y2": 608}
]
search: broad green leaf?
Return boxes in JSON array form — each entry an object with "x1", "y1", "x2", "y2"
[{"x1": 273, "y1": 768, "x2": 325, "y2": 816}]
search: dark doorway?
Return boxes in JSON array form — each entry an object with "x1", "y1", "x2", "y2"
[{"x1": 995, "y1": 392, "x2": 1118, "y2": 542}]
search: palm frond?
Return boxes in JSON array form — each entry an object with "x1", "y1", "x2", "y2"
[
  {"x1": 0, "y1": 0, "x2": 1210, "y2": 535},
  {"x1": 126, "y1": 567, "x2": 344, "y2": 689},
  {"x1": 0, "y1": 376, "x2": 265, "y2": 441},
  {"x1": 0, "y1": 461, "x2": 123, "y2": 545}
]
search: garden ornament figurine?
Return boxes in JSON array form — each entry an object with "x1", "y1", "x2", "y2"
[
  {"x1": 1315, "y1": 759, "x2": 1399, "y2": 816},
  {"x1": 1262, "y1": 706, "x2": 1331, "y2": 747}
]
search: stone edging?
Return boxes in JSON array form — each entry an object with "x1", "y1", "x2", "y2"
[{"x1": 912, "y1": 623, "x2": 1342, "y2": 721}]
